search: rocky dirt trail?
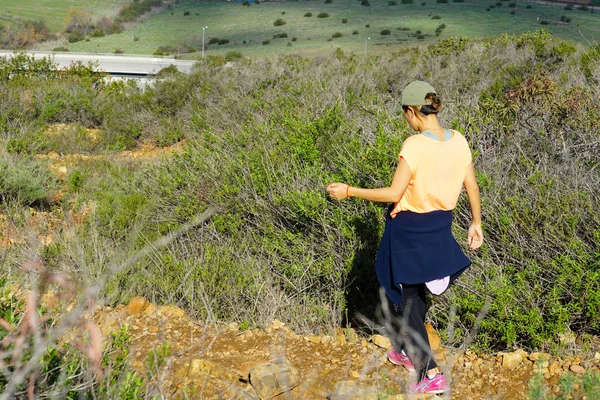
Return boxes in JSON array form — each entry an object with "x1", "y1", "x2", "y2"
[{"x1": 92, "y1": 297, "x2": 600, "y2": 399}]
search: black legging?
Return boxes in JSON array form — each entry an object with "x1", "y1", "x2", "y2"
[{"x1": 395, "y1": 284, "x2": 437, "y2": 374}]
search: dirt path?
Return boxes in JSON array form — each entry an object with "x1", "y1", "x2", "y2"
[{"x1": 91, "y1": 297, "x2": 600, "y2": 399}]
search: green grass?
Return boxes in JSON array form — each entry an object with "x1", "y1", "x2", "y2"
[
  {"x1": 60, "y1": 0, "x2": 600, "y2": 57},
  {"x1": 0, "y1": 0, "x2": 126, "y2": 32}
]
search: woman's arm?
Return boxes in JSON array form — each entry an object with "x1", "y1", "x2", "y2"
[
  {"x1": 463, "y1": 163, "x2": 483, "y2": 250},
  {"x1": 326, "y1": 158, "x2": 412, "y2": 203}
]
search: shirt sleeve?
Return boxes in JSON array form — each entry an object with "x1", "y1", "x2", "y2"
[{"x1": 398, "y1": 137, "x2": 419, "y2": 174}]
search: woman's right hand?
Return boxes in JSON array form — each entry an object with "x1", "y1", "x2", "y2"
[{"x1": 468, "y1": 223, "x2": 483, "y2": 250}]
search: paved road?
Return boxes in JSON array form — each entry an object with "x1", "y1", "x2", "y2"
[{"x1": 0, "y1": 51, "x2": 196, "y2": 76}]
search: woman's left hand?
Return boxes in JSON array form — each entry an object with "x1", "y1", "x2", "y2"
[{"x1": 326, "y1": 183, "x2": 350, "y2": 201}]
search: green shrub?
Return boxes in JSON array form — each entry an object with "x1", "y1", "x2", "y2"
[
  {"x1": 401, "y1": 0, "x2": 413, "y2": 3},
  {"x1": 225, "y1": 51, "x2": 243, "y2": 61},
  {"x1": 68, "y1": 31, "x2": 85, "y2": 43},
  {"x1": 317, "y1": 12, "x2": 330, "y2": 17},
  {"x1": 432, "y1": 15, "x2": 441, "y2": 19},
  {"x1": 262, "y1": 40, "x2": 270, "y2": 45},
  {"x1": 361, "y1": 0, "x2": 370, "y2": 5},
  {"x1": 389, "y1": 0, "x2": 397, "y2": 4},
  {"x1": 332, "y1": 32, "x2": 343, "y2": 38},
  {"x1": 0, "y1": 157, "x2": 55, "y2": 206},
  {"x1": 218, "y1": 39, "x2": 229, "y2": 45},
  {"x1": 273, "y1": 18, "x2": 286, "y2": 26},
  {"x1": 342, "y1": 18, "x2": 348, "y2": 23},
  {"x1": 381, "y1": 29, "x2": 391, "y2": 35},
  {"x1": 352, "y1": 30, "x2": 359, "y2": 35},
  {"x1": 304, "y1": 12, "x2": 312, "y2": 17}
]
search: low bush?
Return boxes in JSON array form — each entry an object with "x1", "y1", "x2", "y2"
[
  {"x1": 381, "y1": 29, "x2": 391, "y2": 35},
  {"x1": 262, "y1": 40, "x2": 270, "y2": 45},
  {"x1": 389, "y1": 0, "x2": 397, "y2": 4},
  {"x1": 0, "y1": 156, "x2": 56, "y2": 206},
  {"x1": 225, "y1": 51, "x2": 243, "y2": 61},
  {"x1": 342, "y1": 18, "x2": 348, "y2": 23},
  {"x1": 317, "y1": 12, "x2": 330, "y2": 17},
  {"x1": 401, "y1": 0, "x2": 413, "y2": 3},
  {"x1": 332, "y1": 32, "x2": 343, "y2": 38},
  {"x1": 218, "y1": 39, "x2": 230, "y2": 45},
  {"x1": 273, "y1": 18, "x2": 286, "y2": 26},
  {"x1": 304, "y1": 12, "x2": 313, "y2": 17},
  {"x1": 361, "y1": 0, "x2": 371, "y2": 5}
]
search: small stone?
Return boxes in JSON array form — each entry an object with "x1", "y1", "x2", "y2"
[
  {"x1": 249, "y1": 358, "x2": 298, "y2": 400},
  {"x1": 156, "y1": 305, "x2": 186, "y2": 319},
  {"x1": 502, "y1": 349, "x2": 527, "y2": 369},
  {"x1": 127, "y1": 297, "x2": 150, "y2": 316},
  {"x1": 321, "y1": 335, "x2": 332, "y2": 345},
  {"x1": 549, "y1": 361, "x2": 562, "y2": 375},
  {"x1": 570, "y1": 364, "x2": 585, "y2": 374},
  {"x1": 595, "y1": 352, "x2": 600, "y2": 360},
  {"x1": 370, "y1": 334, "x2": 392, "y2": 349},
  {"x1": 305, "y1": 335, "x2": 321, "y2": 344}
]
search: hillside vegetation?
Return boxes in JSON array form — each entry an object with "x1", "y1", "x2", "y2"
[
  {"x1": 1, "y1": 30, "x2": 600, "y2": 395},
  {"x1": 62, "y1": 0, "x2": 600, "y2": 57}
]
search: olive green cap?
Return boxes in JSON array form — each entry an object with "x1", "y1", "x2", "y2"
[{"x1": 396, "y1": 80, "x2": 437, "y2": 113}]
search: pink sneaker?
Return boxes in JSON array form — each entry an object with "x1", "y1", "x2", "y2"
[
  {"x1": 409, "y1": 373, "x2": 449, "y2": 394},
  {"x1": 387, "y1": 349, "x2": 415, "y2": 372}
]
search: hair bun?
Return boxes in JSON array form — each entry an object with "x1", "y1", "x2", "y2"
[{"x1": 425, "y1": 93, "x2": 442, "y2": 113}]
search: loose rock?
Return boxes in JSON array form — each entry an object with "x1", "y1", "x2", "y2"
[
  {"x1": 127, "y1": 297, "x2": 150, "y2": 316},
  {"x1": 502, "y1": 349, "x2": 527, "y2": 369},
  {"x1": 370, "y1": 335, "x2": 392, "y2": 349},
  {"x1": 249, "y1": 358, "x2": 298, "y2": 400}
]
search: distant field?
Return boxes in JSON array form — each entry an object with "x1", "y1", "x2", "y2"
[
  {"x1": 30, "y1": 0, "x2": 600, "y2": 57},
  {"x1": 0, "y1": 0, "x2": 126, "y2": 32}
]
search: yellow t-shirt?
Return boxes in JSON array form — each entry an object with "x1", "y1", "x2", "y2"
[{"x1": 390, "y1": 130, "x2": 472, "y2": 217}]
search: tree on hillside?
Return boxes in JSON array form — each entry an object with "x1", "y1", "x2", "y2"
[{"x1": 63, "y1": 7, "x2": 93, "y2": 35}]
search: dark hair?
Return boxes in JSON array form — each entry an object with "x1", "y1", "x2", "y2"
[{"x1": 402, "y1": 92, "x2": 442, "y2": 116}]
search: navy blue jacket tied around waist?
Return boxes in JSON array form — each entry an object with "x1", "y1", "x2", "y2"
[{"x1": 375, "y1": 207, "x2": 471, "y2": 306}]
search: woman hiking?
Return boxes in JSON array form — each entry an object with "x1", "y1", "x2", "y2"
[{"x1": 326, "y1": 80, "x2": 483, "y2": 394}]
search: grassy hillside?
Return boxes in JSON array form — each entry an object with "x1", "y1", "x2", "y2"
[
  {"x1": 60, "y1": 0, "x2": 600, "y2": 57},
  {"x1": 0, "y1": 0, "x2": 126, "y2": 33},
  {"x1": 2, "y1": 31, "x2": 600, "y2": 353}
]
